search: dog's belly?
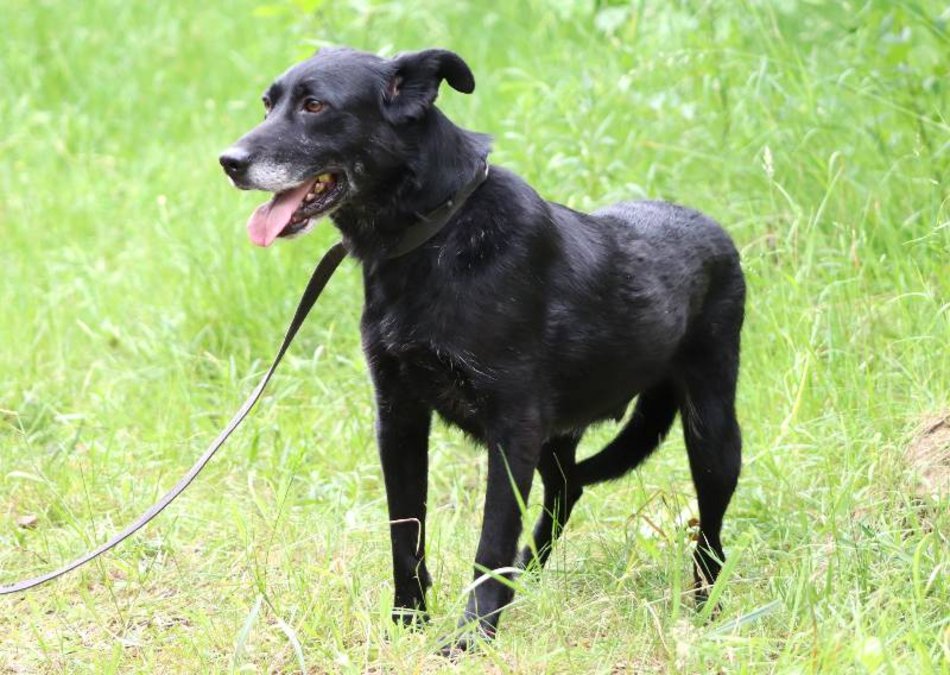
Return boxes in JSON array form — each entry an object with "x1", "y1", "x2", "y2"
[
  {"x1": 393, "y1": 338, "x2": 671, "y2": 441},
  {"x1": 542, "y1": 308, "x2": 684, "y2": 430},
  {"x1": 549, "y1": 357, "x2": 664, "y2": 431}
]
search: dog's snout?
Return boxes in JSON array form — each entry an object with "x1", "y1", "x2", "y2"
[{"x1": 219, "y1": 147, "x2": 251, "y2": 177}]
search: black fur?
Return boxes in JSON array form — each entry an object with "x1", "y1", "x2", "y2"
[{"x1": 221, "y1": 47, "x2": 745, "y2": 651}]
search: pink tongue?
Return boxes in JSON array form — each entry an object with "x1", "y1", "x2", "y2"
[{"x1": 246, "y1": 182, "x2": 313, "y2": 247}]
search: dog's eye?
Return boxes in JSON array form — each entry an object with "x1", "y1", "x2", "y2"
[{"x1": 303, "y1": 99, "x2": 326, "y2": 114}]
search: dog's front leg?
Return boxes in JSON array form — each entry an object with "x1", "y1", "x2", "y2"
[
  {"x1": 371, "y1": 358, "x2": 433, "y2": 626},
  {"x1": 452, "y1": 415, "x2": 543, "y2": 650}
]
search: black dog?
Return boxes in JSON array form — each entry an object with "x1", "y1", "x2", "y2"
[{"x1": 220, "y1": 47, "x2": 745, "y2": 650}]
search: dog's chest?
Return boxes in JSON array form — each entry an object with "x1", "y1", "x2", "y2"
[
  {"x1": 376, "y1": 314, "x2": 489, "y2": 433},
  {"x1": 363, "y1": 263, "x2": 510, "y2": 435},
  {"x1": 400, "y1": 345, "x2": 484, "y2": 424}
]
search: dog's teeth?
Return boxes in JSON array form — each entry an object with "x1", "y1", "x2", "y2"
[
  {"x1": 305, "y1": 192, "x2": 316, "y2": 201},
  {"x1": 313, "y1": 183, "x2": 325, "y2": 194},
  {"x1": 318, "y1": 173, "x2": 332, "y2": 183}
]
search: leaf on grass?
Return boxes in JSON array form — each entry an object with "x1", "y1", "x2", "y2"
[
  {"x1": 271, "y1": 613, "x2": 307, "y2": 673},
  {"x1": 231, "y1": 594, "x2": 263, "y2": 671},
  {"x1": 705, "y1": 600, "x2": 781, "y2": 637},
  {"x1": 16, "y1": 514, "x2": 38, "y2": 529},
  {"x1": 6, "y1": 471, "x2": 46, "y2": 484}
]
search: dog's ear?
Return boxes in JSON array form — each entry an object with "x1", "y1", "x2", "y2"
[{"x1": 383, "y1": 49, "x2": 475, "y2": 123}]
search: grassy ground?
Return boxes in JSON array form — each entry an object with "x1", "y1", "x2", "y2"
[{"x1": 1, "y1": 0, "x2": 948, "y2": 671}]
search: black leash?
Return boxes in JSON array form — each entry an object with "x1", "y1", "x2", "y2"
[
  {"x1": 1, "y1": 159, "x2": 491, "y2": 596},
  {"x1": 0, "y1": 242, "x2": 347, "y2": 595}
]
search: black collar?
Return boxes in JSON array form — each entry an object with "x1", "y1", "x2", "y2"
[{"x1": 386, "y1": 159, "x2": 490, "y2": 259}]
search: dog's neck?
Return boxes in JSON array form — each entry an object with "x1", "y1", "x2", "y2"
[{"x1": 331, "y1": 108, "x2": 491, "y2": 261}]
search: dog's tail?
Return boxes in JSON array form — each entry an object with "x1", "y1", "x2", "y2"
[{"x1": 575, "y1": 381, "x2": 678, "y2": 486}]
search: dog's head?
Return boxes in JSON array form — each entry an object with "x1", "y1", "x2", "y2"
[{"x1": 219, "y1": 47, "x2": 475, "y2": 247}]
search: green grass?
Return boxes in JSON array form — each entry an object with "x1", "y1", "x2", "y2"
[{"x1": 1, "y1": 0, "x2": 948, "y2": 671}]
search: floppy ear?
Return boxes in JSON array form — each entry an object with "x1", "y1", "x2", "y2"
[{"x1": 383, "y1": 49, "x2": 475, "y2": 123}]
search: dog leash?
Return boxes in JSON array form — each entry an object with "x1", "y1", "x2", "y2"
[
  {"x1": 0, "y1": 242, "x2": 347, "y2": 595},
  {"x1": 0, "y1": 158, "x2": 490, "y2": 596}
]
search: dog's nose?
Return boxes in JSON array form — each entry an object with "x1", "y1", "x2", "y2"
[{"x1": 219, "y1": 147, "x2": 251, "y2": 177}]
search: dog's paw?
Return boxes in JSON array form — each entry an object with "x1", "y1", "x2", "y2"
[
  {"x1": 391, "y1": 607, "x2": 429, "y2": 629},
  {"x1": 437, "y1": 619, "x2": 494, "y2": 658},
  {"x1": 691, "y1": 583, "x2": 722, "y2": 619},
  {"x1": 437, "y1": 636, "x2": 471, "y2": 659},
  {"x1": 437, "y1": 631, "x2": 487, "y2": 659}
]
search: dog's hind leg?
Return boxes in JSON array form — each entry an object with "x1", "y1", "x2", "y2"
[
  {"x1": 574, "y1": 381, "x2": 679, "y2": 487},
  {"x1": 520, "y1": 383, "x2": 679, "y2": 569},
  {"x1": 679, "y1": 361, "x2": 742, "y2": 597},
  {"x1": 678, "y1": 280, "x2": 744, "y2": 598},
  {"x1": 518, "y1": 433, "x2": 583, "y2": 570}
]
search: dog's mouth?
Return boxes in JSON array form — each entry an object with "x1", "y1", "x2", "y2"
[{"x1": 246, "y1": 172, "x2": 347, "y2": 247}]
